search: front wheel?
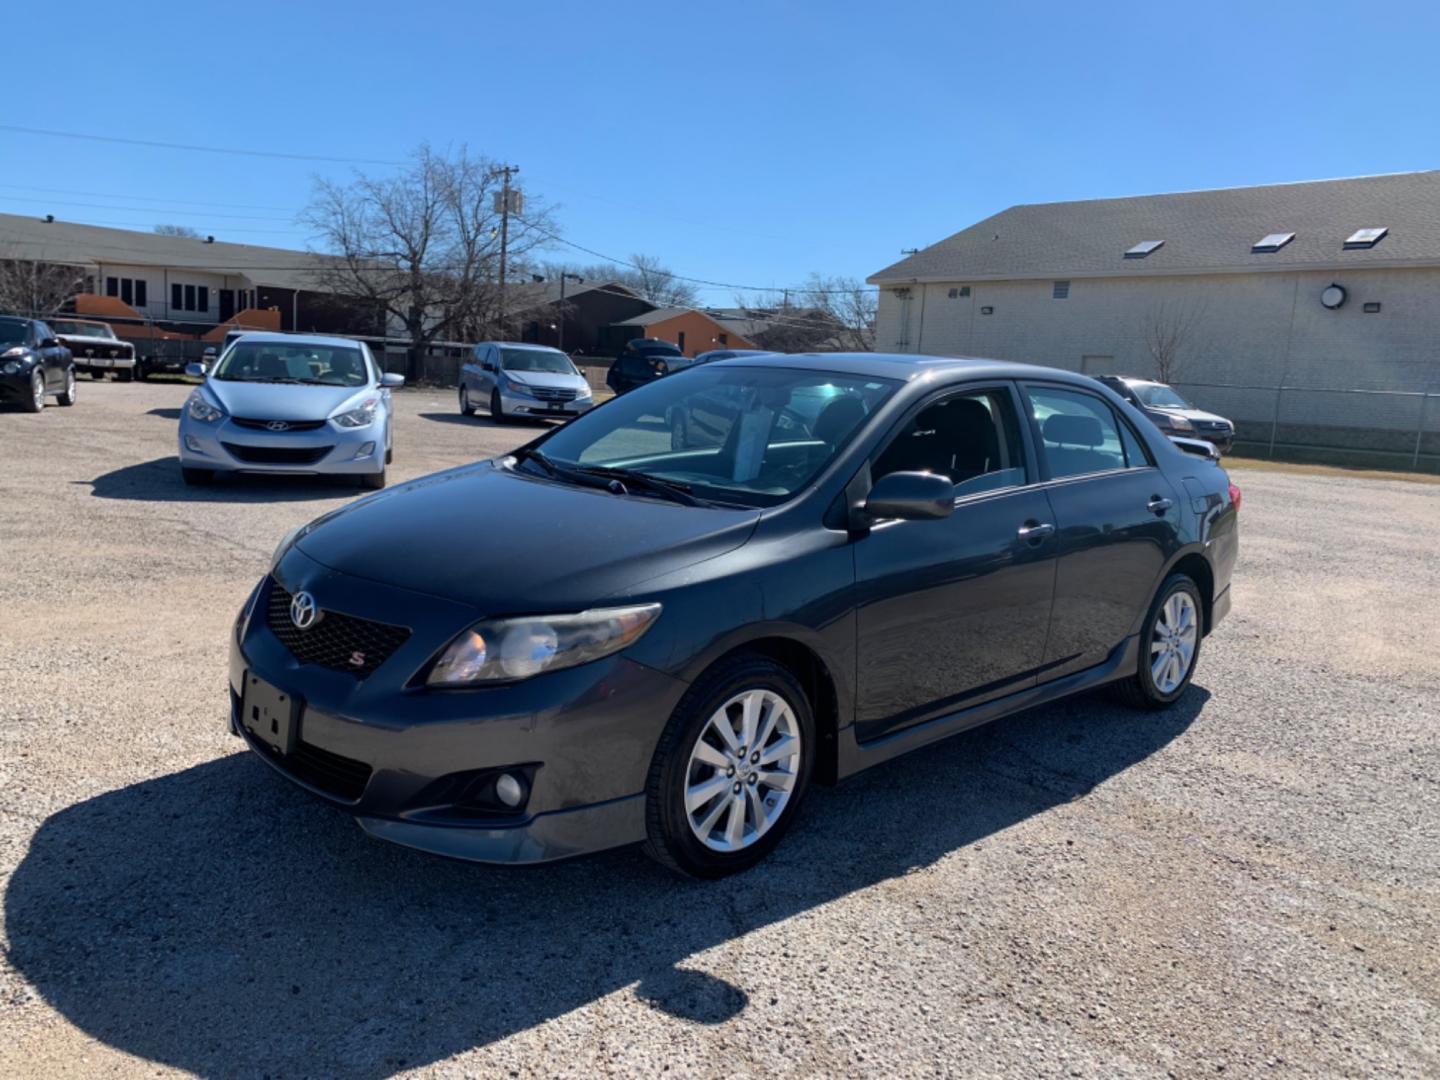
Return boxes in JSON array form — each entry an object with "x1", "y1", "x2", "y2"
[
  {"x1": 643, "y1": 654, "x2": 814, "y2": 878},
  {"x1": 490, "y1": 389, "x2": 507, "y2": 424},
  {"x1": 24, "y1": 369, "x2": 45, "y2": 412},
  {"x1": 1113, "y1": 573, "x2": 1203, "y2": 710},
  {"x1": 57, "y1": 368, "x2": 77, "y2": 406},
  {"x1": 460, "y1": 385, "x2": 476, "y2": 416}
]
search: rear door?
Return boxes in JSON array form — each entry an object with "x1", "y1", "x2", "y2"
[
  {"x1": 853, "y1": 382, "x2": 1058, "y2": 742},
  {"x1": 1020, "y1": 382, "x2": 1183, "y2": 681}
]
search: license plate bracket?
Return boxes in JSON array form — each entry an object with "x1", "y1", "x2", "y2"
[
  {"x1": 547, "y1": 401, "x2": 565, "y2": 412},
  {"x1": 242, "y1": 672, "x2": 298, "y2": 755}
]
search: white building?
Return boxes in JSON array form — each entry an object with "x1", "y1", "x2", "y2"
[{"x1": 868, "y1": 172, "x2": 1440, "y2": 462}]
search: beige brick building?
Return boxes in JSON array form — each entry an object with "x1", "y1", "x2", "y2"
[{"x1": 868, "y1": 173, "x2": 1440, "y2": 462}]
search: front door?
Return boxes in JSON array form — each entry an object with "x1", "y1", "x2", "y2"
[
  {"x1": 853, "y1": 384, "x2": 1058, "y2": 743},
  {"x1": 219, "y1": 290, "x2": 236, "y2": 322},
  {"x1": 1020, "y1": 382, "x2": 1183, "y2": 680}
]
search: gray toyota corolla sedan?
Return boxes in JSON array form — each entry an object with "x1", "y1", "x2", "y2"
[{"x1": 231, "y1": 353, "x2": 1238, "y2": 878}]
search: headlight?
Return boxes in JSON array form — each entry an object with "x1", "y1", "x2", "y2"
[
  {"x1": 2, "y1": 361, "x2": 21, "y2": 375},
  {"x1": 235, "y1": 579, "x2": 264, "y2": 642},
  {"x1": 427, "y1": 603, "x2": 662, "y2": 687},
  {"x1": 576, "y1": 385, "x2": 593, "y2": 399},
  {"x1": 2, "y1": 345, "x2": 27, "y2": 359},
  {"x1": 332, "y1": 396, "x2": 380, "y2": 428},
  {"x1": 502, "y1": 378, "x2": 532, "y2": 396},
  {"x1": 1167, "y1": 415, "x2": 1195, "y2": 432},
  {"x1": 186, "y1": 391, "x2": 225, "y2": 422}
]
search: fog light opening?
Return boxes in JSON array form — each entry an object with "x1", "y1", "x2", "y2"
[
  {"x1": 353, "y1": 441, "x2": 376, "y2": 460},
  {"x1": 494, "y1": 772, "x2": 525, "y2": 808},
  {"x1": 184, "y1": 434, "x2": 204, "y2": 452}
]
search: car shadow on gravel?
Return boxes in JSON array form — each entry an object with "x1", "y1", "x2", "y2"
[
  {"x1": 418, "y1": 411, "x2": 553, "y2": 430},
  {"x1": 81, "y1": 457, "x2": 368, "y2": 502},
  {"x1": 6, "y1": 686, "x2": 1207, "y2": 1077}
]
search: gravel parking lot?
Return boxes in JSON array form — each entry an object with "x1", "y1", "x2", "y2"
[{"x1": 1, "y1": 381, "x2": 1437, "y2": 1078}]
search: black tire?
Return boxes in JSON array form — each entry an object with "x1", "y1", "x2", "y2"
[
  {"x1": 181, "y1": 467, "x2": 213, "y2": 485},
  {"x1": 643, "y1": 653, "x2": 816, "y2": 879},
  {"x1": 385, "y1": 445, "x2": 393, "y2": 465},
  {"x1": 490, "y1": 389, "x2": 506, "y2": 424},
  {"x1": 117, "y1": 367, "x2": 134, "y2": 383},
  {"x1": 57, "y1": 368, "x2": 77, "y2": 407},
  {"x1": 133, "y1": 361, "x2": 146, "y2": 381},
  {"x1": 360, "y1": 467, "x2": 387, "y2": 490},
  {"x1": 460, "y1": 386, "x2": 476, "y2": 416},
  {"x1": 1112, "y1": 572, "x2": 1204, "y2": 710},
  {"x1": 23, "y1": 369, "x2": 45, "y2": 412}
]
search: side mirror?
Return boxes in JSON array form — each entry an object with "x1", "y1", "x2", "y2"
[
  {"x1": 41, "y1": 337, "x2": 60, "y2": 349},
  {"x1": 863, "y1": 471, "x2": 955, "y2": 521},
  {"x1": 381, "y1": 372, "x2": 405, "y2": 387},
  {"x1": 482, "y1": 362, "x2": 496, "y2": 372},
  {"x1": 185, "y1": 362, "x2": 207, "y2": 378}
]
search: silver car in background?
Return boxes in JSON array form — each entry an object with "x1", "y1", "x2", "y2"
[
  {"x1": 178, "y1": 332, "x2": 404, "y2": 489},
  {"x1": 459, "y1": 342, "x2": 594, "y2": 422}
]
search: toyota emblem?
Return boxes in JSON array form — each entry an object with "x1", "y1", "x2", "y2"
[
  {"x1": 266, "y1": 420, "x2": 291, "y2": 432},
  {"x1": 289, "y1": 590, "x2": 320, "y2": 630}
]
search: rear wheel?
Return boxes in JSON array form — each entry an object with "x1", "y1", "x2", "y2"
[
  {"x1": 181, "y1": 466, "x2": 213, "y2": 485},
  {"x1": 460, "y1": 386, "x2": 476, "y2": 416},
  {"x1": 57, "y1": 368, "x2": 77, "y2": 406},
  {"x1": 24, "y1": 369, "x2": 45, "y2": 412},
  {"x1": 643, "y1": 653, "x2": 814, "y2": 878},
  {"x1": 490, "y1": 389, "x2": 507, "y2": 424},
  {"x1": 1113, "y1": 573, "x2": 1203, "y2": 710}
]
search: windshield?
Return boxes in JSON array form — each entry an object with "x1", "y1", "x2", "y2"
[
  {"x1": 213, "y1": 341, "x2": 369, "y2": 386},
  {"x1": 501, "y1": 347, "x2": 577, "y2": 374},
  {"x1": 528, "y1": 365, "x2": 898, "y2": 507},
  {"x1": 1133, "y1": 383, "x2": 1192, "y2": 409},
  {"x1": 52, "y1": 321, "x2": 114, "y2": 338},
  {"x1": 0, "y1": 321, "x2": 27, "y2": 345}
]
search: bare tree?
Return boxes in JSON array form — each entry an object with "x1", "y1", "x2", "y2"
[
  {"x1": 801, "y1": 274, "x2": 876, "y2": 352},
  {"x1": 724, "y1": 274, "x2": 877, "y2": 353},
  {"x1": 627, "y1": 253, "x2": 698, "y2": 307},
  {"x1": 302, "y1": 144, "x2": 555, "y2": 381},
  {"x1": 154, "y1": 224, "x2": 202, "y2": 238},
  {"x1": 1141, "y1": 297, "x2": 1209, "y2": 384},
  {"x1": 0, "y1": 248, "x2": 88, "y2": 313}
]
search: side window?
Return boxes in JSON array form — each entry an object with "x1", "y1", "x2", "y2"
[
  {"x1": 1118, "y1": 417, "x2": 1152, "y2": 467},
  {"x1": 34, "y1": 321, "x2": 51, "y2": 344},
  {"x1": 1027, "y1": 386, "x2": 1130, "y2": 479},
  {"x1": 873, "y1": 387, "x2": 1027, "y2": 498}
]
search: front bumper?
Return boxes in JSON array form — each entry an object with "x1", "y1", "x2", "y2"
[
  {"x1": 0, "y1": 366, "x2": 38, "y2": 403},
  {"x1": 228, "y1": 556, "x2": 687, "y2": 864},
  {"x1": 500, "y1": 388, "x2": 594, "y2": 418},
  {"x1": 180, "y1": 413, "x2": 385, "y2": 475},
  {"x1": 74, "y1": 353, "x2": 136, "y2": 371}
]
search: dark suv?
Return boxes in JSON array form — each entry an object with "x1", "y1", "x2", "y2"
[
  {"x1": 1094, "y1": 376, "x2": 1234, "y2": 453},
  {"x1": 0, "y1": 316, "x2": 78, "y2": 412},
  {"x1": 606, "y1": 338, "x2": 683, "y2": 395}
]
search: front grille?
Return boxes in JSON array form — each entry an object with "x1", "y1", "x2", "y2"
[
  {"x1": 254, "y1": 736, "x2": 372, "y2": 801},
  {"x1": 530, "y1": 386, "x2": 578, "y2": 402},
  {"x1": 223, "y1": 442, "x2": 334, "y2": 465},
  {"x1": 232, "y1": 417, "x2": 328, "y2": 432},
  {"x1": 266, "y1": 582, "x2": 411, "y2": 677}
]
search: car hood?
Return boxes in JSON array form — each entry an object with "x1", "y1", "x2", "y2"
[
  {"x1": 1151, "y1": 405, "x2": 1231, "y2": 426},
  {"x1": 205, "y1": 380, "x2": 371, "y2": 421},
  {"x1": 293, "y1": 460, "x2": 761, "y2": 611},
  {"x1": 504, "y1": 370, "x2": 588, "y2": 390},
  {"x1": 56, "y1": 334, "x2": 126, "y2": 349}
]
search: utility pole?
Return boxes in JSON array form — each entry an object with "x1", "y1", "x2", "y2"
[
  {"x1": 557, "y1": 272, "x2": 583, "y2": 352},
  {"x1": 492, "y1": 164, "x2": 521, "y2": 338}
]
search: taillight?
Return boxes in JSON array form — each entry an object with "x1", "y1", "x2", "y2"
[{"x1": 1228, "y1": 481, "x2": 1242, "y2": 512}]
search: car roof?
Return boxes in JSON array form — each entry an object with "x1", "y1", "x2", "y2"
[
  {"x1": 479, "y1": 341, "x2": 565, "y2": 351},
  {"x1": 715, "y1": 351, "x2": 1098, "y2": 385},
  {"x1": 0, "y1": 315, "x2": 34, "y2": 326},
  {"x1": 224, "y1": 332, "x2": 362, "y2": 348}
]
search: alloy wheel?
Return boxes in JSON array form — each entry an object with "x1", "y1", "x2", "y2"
[
  {"x1": 1151, "y1": 591, "x2": 1198, "y2": 694},
  {"x1": 684, "y1": 689, "x2": 801, "y2": 852},
  {"x1": 31, "y1": 371, "x2": 45, "y2": 410}
]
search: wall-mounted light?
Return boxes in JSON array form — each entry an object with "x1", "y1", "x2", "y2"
[
  {"x1": 980, "y1": 306, "x2": 994, "y2": 315},
  {"x1": 1363, "y1": 301, "x2": 1381, "y2": 313},
  {"x1": 1320, "y1": 283, "x2": 1347, "y2": 309}
]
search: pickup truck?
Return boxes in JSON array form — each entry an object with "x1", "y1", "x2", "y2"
[{"x1": 50, "y1": 319, "x2": 140, "y2": 381}]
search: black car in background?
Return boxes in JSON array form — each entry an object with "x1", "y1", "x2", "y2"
[
  {"x1": 0, "y1": 316, "x2": 78, "y2": 412},
  {"x1": 1095, "y1": 375, "x2": 1235, "y2": 452},
  {"x1": 606, "y1": 338, "x2": 683, "y2": 394},
  {"x1": 232, "y1": 353, "x2": 1238, "y2": 878}
]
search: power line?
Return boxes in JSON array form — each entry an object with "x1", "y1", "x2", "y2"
[
  {"x1": 0, "y1": 194, "x2": 295, "y2": 222},
  {"x1": 0, "y1": 125, "x2": 403, "y2": 166},
  {"x1": 0, "y1": 182, "x2": 297, "y2": 212}
]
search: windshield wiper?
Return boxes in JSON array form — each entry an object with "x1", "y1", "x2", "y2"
[
  {"x1": 570, "y1": 465, "x2": 705, "y2": 506},
  {"x1": 515, "y1": 446, "x2": 560, "y2": 477}
]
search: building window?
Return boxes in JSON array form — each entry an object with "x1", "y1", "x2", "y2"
[
  {"x1": 947, "y1": 285, "x2": 971, "y2": 298},
  {"x1": 717, "y1": 333, "x2": 728, "y2": 346},
  {"x1": 677, "y1": 331, "x2": 686, "y2": 353},
  {"x1": 1344, "y1": 227, "x2": 1388, "y2": 250},
  {"x1": 172, "y1": 283, "x2": 183, "y2": 311},
  {"x1": 106, "y1": 277, "x2": 119, "y2": 297},
  {"x1": 120, "y1": 279, "x2": 133, "y2": 305},
  {"x1": 197, "y1": 286, "x2": 209, "y2": 312},
  {"x1": 184, "y1": 285, "x2": 196, "y2": 311},
  {"x1": 1052, "y1": 280, "x2": 1070, "y2": 299},
  {"x1": 134, "y1": 280, "x2": 147, "y2": 307}
]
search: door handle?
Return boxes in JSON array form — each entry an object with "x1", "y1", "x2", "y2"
[
  {"x1": 1147, "y1": 496, "x2": 1174, "y2": 514},
  {"x1": 1017, "y1": 520, "x2": 1055, "y2": 543}
]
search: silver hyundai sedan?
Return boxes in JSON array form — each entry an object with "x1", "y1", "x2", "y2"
[{"x1": 178, "y1": 333, "x2": 403, "y2": 489}]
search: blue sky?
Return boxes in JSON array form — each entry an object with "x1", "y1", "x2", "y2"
[{"x1": 5, "y1": 0, "x2": 1438, "y2": 302}]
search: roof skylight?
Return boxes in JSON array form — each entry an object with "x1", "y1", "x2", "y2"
[
  {"x1": 1343, "y1": 227, "x2": 1388, "y2": 250},
  {"x1": 1252, "y1": 232, "x2": 1296, "y2": 253},
  {"x1": 1124, "y1": 240, "x2": 1165, "y2": 259}
]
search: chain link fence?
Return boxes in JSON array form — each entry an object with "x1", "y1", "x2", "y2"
[{"x1": 1173, "y1": 380, "x2": 1440, "y2": 472}]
